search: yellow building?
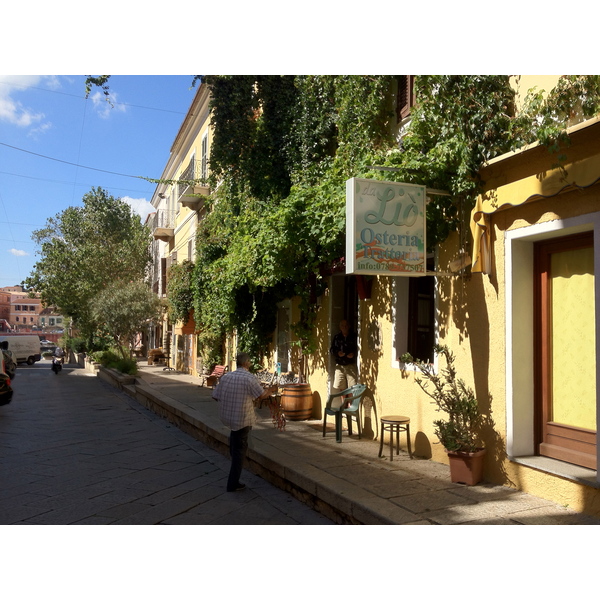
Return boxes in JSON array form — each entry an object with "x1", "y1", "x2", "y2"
[
  {"x1": 156, "y1": 76, "x2": 600, "y2": 517},
  {"x1": 269, "y1": 76, "x2": 600, "y2": 516},
  {"x1": 148, "y1": 83, "x2": 211, "y2": 375}
]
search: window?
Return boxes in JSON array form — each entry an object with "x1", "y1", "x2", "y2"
[
  {"x1": 407, "y1": 273, "x2": 435, "y2": 363},
  {"x1": 397, "y1": 75, "x2": 415, "y2": 122},
  {"x1": 276, "y1": 300, "x2": 291, "y2": 372},
  {"x1": 201, "y1": 133, "x2": 209, "y2": 181},
  {"x1": 393, "y1": 258, "x2": 436, "y2": 366},
  {"x1": 172, "y1": 186, "x2": 179, "y2": 217},
  {"x1": 161, "y1": 257, "x2": 167, "y2": 296}
]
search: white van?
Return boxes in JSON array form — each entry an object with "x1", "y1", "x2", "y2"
[{"x1": 0, "y1": 335, "x2": 42, "y2": 365}]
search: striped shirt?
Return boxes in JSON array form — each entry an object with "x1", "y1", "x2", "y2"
[{"x1": 213, "y1": 367, "x2": 265, "y2": 431}]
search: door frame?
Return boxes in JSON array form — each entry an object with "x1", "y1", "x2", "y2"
[
  {"x1": 534, "y1": 231, "x2": 596, "y2": 469},
  {"x1": 505, "y1": 211, "x2": 600, "y2": 481}
]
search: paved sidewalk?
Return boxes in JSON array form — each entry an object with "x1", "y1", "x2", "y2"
[{"x1": 121, "y1": 361, "x2": 600, "y2": 525}]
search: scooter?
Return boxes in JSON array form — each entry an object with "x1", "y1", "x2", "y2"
[{"x1": 51, "y1": 356, "x2": 63, "y2": 374}]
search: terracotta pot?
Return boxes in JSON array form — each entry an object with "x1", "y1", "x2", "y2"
[{"x1": 447, "y1": 448, "x2": 486, "y2": 485}]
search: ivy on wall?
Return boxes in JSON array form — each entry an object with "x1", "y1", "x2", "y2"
[
  {"x1": 192, "y1": 76, "x2": 396, "y2": 363},
  {"x1": 166, "y1": 260, "x2": 195, "y2": 324},
  {"x1": 174, "y1": 75, "x2": 600, "y2": 364}
]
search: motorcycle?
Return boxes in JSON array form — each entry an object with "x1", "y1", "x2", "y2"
[{"x1": 51, "y1": 356, "x2": 63, "y2": 374}]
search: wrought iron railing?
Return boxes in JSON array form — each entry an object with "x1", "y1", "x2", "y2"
[
  {"x1": 178, "y1": 157, "x2": 208, "y2": 199},
  {"x1": 148, "y1": 209, "x2": 176, "y2": 231}
]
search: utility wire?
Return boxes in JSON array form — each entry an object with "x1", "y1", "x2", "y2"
[
  {"x1": 0, "y1": 141, "x2": 146, "y2": 180},
  {"x1": 0, "y1": 170, "x2": 153, "y2": 195},
  {"x1": 0, "y1": 79, "x2": 188, "y2": 115}
]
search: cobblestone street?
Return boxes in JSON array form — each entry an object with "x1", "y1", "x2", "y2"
[{"x1": 0, "y1": 362, "x2": 332, "y2": 525}]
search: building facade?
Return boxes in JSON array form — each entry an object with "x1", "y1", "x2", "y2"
[
  {"x1": 0, "y1": 286, "x2": 42, "y2": 331},
  {"x1": 148, "y1": 83, "x2": 212, "y2": 375},
  {"x1": 293, "y1": 76, "x2": 600, "y2": 515},
  {"x1": 156, "y1": 76, "x2": 600, "y2": 516}
]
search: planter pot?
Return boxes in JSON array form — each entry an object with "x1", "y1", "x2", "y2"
[
  {"x1": 280, "y1": 383, "x2": 313, "y2": 421},
  {"x1": 447, "y1": 448, "x2": 486, "y2": 485}
]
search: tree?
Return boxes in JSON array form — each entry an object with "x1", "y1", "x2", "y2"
[
  {"x1": 90, "y1": 280, "x2": 162, "y2": 358},
  {"x1": 25, "y1": 187, "x2": 152, "y2": 342}
]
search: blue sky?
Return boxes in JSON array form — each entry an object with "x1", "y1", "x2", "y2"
[{"x1": 0, "y1": 75, "x2": 198, "y2": 287}]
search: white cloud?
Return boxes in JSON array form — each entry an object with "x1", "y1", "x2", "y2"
[
  {"x1": 90, "y1": 90, "x2": 127, "y2": 119},
  {"x1": 122, "y1": 197, "x2": 155, "y2": 223},
  {"x1": 0, "y1": 75, "x2": 50, "y2": 129},
  {"x1": 9, "y1": 248, "x2": 29, "y2": 257}
]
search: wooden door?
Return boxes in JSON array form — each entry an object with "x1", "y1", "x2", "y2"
[{"x1": 534, "y1": 232, "x2": 596, "y2": 469}]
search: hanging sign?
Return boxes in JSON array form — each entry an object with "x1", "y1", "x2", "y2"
[{"x1": 346, "y1": 178, "x2": 426, "y2": 276}]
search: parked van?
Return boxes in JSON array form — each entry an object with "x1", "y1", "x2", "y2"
[{"x1": 0, "y1": 335, "x2": 42, "y2": 365}]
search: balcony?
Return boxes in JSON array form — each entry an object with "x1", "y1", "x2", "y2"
[
  {"x1": 149, "y1": 209, "x2": 176, "y2": 242},
  {"x1": 178, "y1": 157, "x2": 210, "y2": 210}
]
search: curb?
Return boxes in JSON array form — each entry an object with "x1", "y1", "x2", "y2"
[{"x1": 100, "y1": 367, "x2": 364, "y2": 524}]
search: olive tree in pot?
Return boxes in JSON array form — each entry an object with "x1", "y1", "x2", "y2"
[{"x1": 402, "y1": 344, "x2": 485, "y2": 485}]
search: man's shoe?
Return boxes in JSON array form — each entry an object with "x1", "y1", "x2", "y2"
[{"x1": 227, "y1": 483, "x2": 246, "y2": 492}]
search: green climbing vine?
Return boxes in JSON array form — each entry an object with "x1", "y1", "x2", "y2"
[
  {"x1": 185, "y1": 75, "x2": 600, "y2": 363},
  {"x1": 83, "y1": 75, "x2": 600, "y2": 365},
  {"x1": 166, "y1": 260, "x2": 195, "y2": 324},
  {"x1": 192, "y1": 76, "x2": 396, "y2": 362}
]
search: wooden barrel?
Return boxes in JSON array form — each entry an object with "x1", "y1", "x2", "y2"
[{"x1": 280, "y1": 383, "x2": 313, "y2": 421}]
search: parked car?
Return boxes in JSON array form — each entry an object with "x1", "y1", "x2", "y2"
[
  {"x1": 0, "y1": 356, "x2": 13, "y2": 406},
  {"x1": 1, "y1": 344, "x2": 17, "y2": 379}
]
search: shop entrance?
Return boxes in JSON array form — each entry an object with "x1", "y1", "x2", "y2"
[
  {"x1": 329, "y1": 275, "x2": 359, "y2": 388},
  {"x1": 534, "y1": 231, "x2": 596, "y2": 469}
]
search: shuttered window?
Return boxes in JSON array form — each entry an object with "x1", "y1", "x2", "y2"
[{"x1": 397, "y1": 75, "x2": 415, "y2": 121}]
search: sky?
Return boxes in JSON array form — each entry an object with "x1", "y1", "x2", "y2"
[
  {"x1": 0, "y1": 75, "x2": 198, "y2": 288},
  {"x1": 1, "y1": 4, "x2": 590, "y2": 292}
]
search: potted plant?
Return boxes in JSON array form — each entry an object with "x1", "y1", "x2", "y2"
[{"x1": 402, "y1": 344, "x2": 486, "y2": 485}]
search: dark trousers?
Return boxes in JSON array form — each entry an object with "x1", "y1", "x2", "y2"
[{"x1": 227, "y1": 426, "x2": 251, "y2": 491}]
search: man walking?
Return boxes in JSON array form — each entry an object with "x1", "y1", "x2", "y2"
[{"x1": 213, "y1": 352, "x2": 277, "y2": 492}]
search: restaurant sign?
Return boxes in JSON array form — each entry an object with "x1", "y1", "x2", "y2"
[{"x1": 345, "y1": 178, "x2": 426, "y2": 276}]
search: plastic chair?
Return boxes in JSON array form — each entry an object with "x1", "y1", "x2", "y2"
[{"x1": 323, "y1": 384, "x2": 367, "y2": 443}]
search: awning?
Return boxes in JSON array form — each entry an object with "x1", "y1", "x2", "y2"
[{"x1": 471, "y1": 153, "x2": 600, "y2": 273}]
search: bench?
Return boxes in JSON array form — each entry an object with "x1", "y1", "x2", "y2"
[{"x1": 205, "y1": 365, "x2": 228, "y2": 388}]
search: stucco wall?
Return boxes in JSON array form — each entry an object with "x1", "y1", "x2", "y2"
[{"x1": 305, "y1": 185, "x2": 600, "y2": 515}]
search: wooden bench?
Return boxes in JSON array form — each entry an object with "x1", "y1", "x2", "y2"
[{"x1": 205, "y1": 365, "x2": 228, "y2": 388}]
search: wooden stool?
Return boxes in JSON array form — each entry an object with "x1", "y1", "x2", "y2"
[{"x1": 378, "y1": 415, "x2": 412, "y2": 460}]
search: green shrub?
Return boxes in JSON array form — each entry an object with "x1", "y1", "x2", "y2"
[
  {"x1": 113, "y1": 357, "x2": 138, "y2": 376},
  {"x1": 69, "y1": 337, "x2": 88, "y2": 354},
  {"x1": 92, "y1": 350, "x2": 138, "y2": 375}
]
